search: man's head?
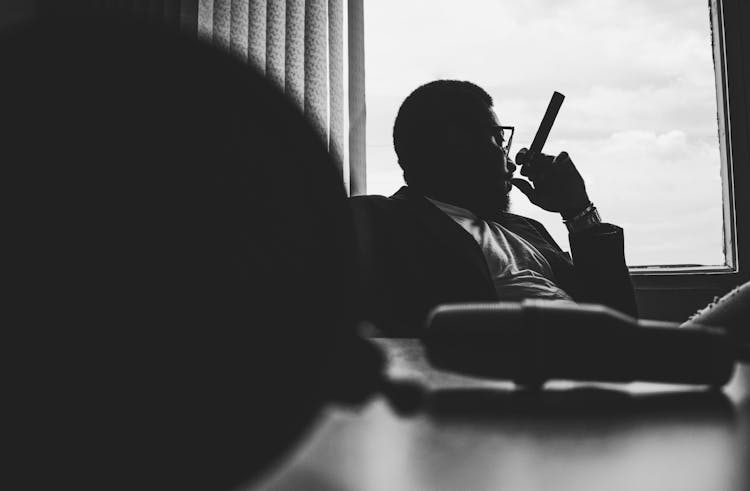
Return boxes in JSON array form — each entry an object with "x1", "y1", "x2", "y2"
[{"x1": 393, "y1": 80, "x2": 516, "y2": 216}]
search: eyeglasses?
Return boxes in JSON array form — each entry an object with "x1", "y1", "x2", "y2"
[{"x1": 491, "y1": 125, "x2": 514, "y2": 156}]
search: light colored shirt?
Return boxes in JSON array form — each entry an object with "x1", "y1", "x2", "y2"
[{"x1": 427, "y1": 197, "x2": 573, "y2": 302}]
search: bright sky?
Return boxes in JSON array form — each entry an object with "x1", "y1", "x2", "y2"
[{"x1": 363, "y1": 0, "x2": 724, "y2": 266}]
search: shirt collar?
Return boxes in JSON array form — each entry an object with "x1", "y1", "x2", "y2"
[{"x1": 425, "y1": 196, "x2": 481, "y2": 222}]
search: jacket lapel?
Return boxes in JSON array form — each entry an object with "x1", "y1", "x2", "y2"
[{"x1": 391, "y1": 187, "x2": 495, "y2": 295}]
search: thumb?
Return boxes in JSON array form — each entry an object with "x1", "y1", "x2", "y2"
[{"x1": 511, "y1": 178, "x2": 536, "y2": 201}]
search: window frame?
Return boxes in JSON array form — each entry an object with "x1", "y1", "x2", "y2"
[
  {"x1": 630, "y1": 0, "x2": 750, "y2": 320},
  {"x1": 349, "y1": 0, "x2": 750, "y2": 320}
]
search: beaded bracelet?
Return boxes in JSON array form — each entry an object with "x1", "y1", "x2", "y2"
[
  {"x1": 563, "y1": 202, "x2": 594, "y2": 222},
  {"x1": 564, "y1": 203, "x2": 601, "y2": 233}
]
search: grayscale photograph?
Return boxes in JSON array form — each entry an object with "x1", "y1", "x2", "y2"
[{"x1": 4, "y1": 1, "x2": 749, "y2": 490}]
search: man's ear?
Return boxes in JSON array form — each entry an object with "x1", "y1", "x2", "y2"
[{"x1": 441, "y1": 129, "x2": 462, "y2": 146}]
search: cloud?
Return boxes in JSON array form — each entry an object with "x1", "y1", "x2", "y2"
[
  {"x1": 364, "y1": 0, "x2": 725, "y2": 266},
  {"x1": 510, "y1": 127, "x2": 724, "y2": 265}
]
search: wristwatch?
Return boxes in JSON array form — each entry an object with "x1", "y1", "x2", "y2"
[{"x1": 564, "y1": 203, "x2": 601, "y2": 233}]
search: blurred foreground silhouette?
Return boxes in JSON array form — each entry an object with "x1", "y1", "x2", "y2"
[{"x1": 3, "y1": 18, "x2": 381, "y2": 490}]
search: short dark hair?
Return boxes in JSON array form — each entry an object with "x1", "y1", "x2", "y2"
[{"x1": 393, "y1": 80, "x2": 493, "y2": 180}]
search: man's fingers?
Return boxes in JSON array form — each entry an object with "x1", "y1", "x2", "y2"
[
  {"x1": 515, "y1": 148, "x2": 530, "y2": 166},
  {"x1": 511, "y1": 178, "x2": 536, "y2": 201},
  {"x1": 518, "y1": 151, "x2": 571, "y2": 184},
  {"x1": 519, "y1": 149, "x2": 569, "y2": 168},
  {"x1": 553, "y1": 151, "x2": 571, "y2": 166},
  {"x1": 520, "y1": 164, "x2": 533, "y2": 178},
  {"x1": 521, "y1": 153, "x2": 554, "y2": 181}
]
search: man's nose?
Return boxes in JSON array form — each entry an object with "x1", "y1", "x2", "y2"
[{"x1": 505, "y1": 158, "x2": 517, "y2": 175}]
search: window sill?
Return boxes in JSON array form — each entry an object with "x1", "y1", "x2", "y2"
[
  {"x1": 629, "y1": 266, "x2": 747, "y2": 322},
  {"x1": 630, "y1": 264, "x2": 736, "y2": 276}
]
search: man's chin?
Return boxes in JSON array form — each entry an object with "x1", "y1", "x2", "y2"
[{"x1": 476, "y1": 191, "x2": 510, "y2": 218}]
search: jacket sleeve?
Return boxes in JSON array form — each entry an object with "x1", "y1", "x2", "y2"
[{"x1": 567, "y1": 223, "x2": 638, "y2": 317}]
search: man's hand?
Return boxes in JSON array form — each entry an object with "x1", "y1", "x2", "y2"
[{"x1": 511, "y1": 149, "x2": 591, "y2": 218}]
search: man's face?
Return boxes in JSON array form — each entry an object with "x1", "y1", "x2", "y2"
[
  {"x1": 479, "y1": 107, "x2": 516, "y2": 194},
  {"x1": 444, "y1": 105, "x2": 516, "y2": 214}
]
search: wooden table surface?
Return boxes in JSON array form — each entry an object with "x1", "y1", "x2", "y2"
[{"x1": 255, "y1": 339, "x2": 750, "y2": 491}]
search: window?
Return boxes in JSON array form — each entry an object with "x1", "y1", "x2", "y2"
[{"x1": 362, "y1": 0, "x2": 735, "y2": 271}]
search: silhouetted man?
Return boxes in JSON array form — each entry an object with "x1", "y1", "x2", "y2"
[{"x1": 351, "y1": 80, "x2": 638, "y2": 335}]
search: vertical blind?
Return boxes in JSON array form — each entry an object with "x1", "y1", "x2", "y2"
[{"x1": 36, "y1": 0, "x2": 366, "y2": 194}]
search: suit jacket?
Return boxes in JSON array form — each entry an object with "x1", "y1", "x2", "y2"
[{"x1": 350, "y1": 186, "x2": 638, "y2": 336}]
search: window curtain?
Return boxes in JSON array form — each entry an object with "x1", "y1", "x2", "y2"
[{"x1": 36, "y1": 0, "x2": 366, "y2": 194}]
